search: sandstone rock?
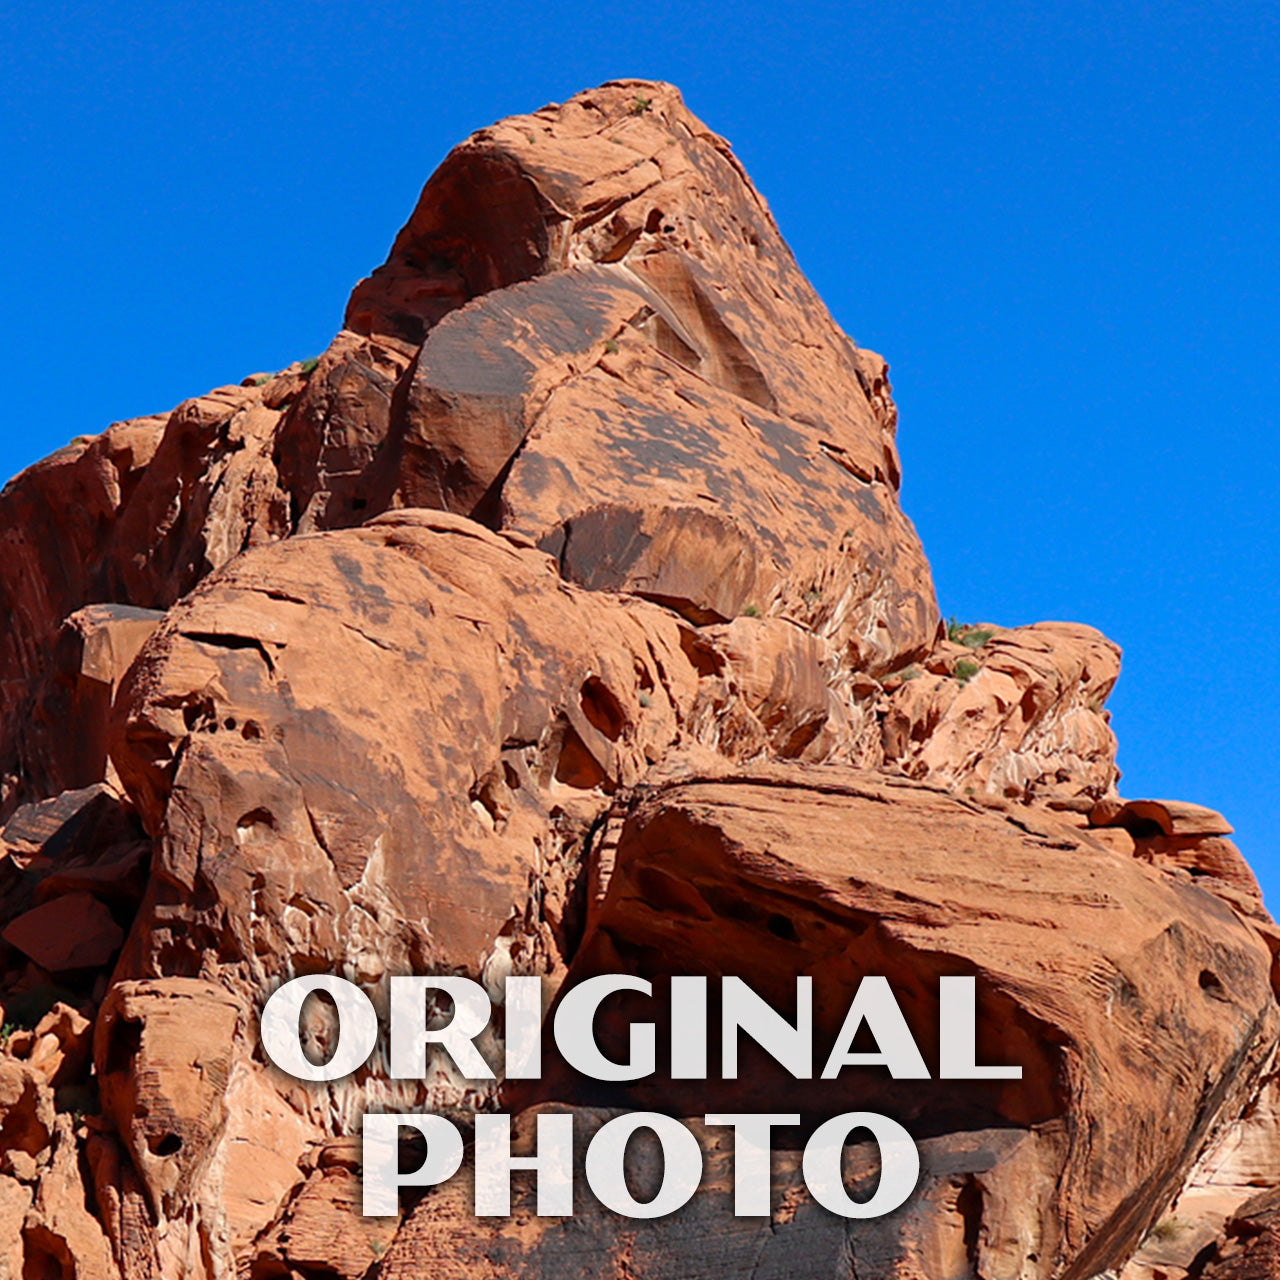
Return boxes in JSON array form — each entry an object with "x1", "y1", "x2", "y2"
[
  {"x1": 0, "y1": 1058, "x2": 53, "y2": 1157},
  {"x1": 1091, "y1": 799, "x2": 1265, "y2": 919},
  {"x1": 24, "y1": 1114, "x2": 120, "y2": 1280},
  {"x1": 1092, "y1": 798, "x2": 1235, "y2": 838},
  {"x1": 872, "y1": 621, "x2": 1122, "y2": 800},
  {"x1": 1, "y1": 783, "x2": 133, "y2": 863},
  {"x1": 691, "y1": 615, "x2": 848, "y2": 760},
  {"x1": 2, "y1": 892, "x2": 123, "y2": 972},
  {"x1": 26, "y1": 1002, "x2": 92, "y2": 1088},
  {"x1": 109, "y1": 383, "x2": 290, "y2": 610},
  {"x1": 385, "y1": 1104, "x2": 1071, "y2": 1280},
  {"x1": 249, "y1": 1162, "x2": 398, "y2": 1279},
  {"x1": 108, "y1": 512, "x2": 701, "y2": 1041},
  {"x1": 0, "y1": 784, "x2": 149, "y2": 933},
  {"x1": 274, "y1": 329, "x2": 414, "y2": 533},
  {"x1": 0, "y1": 78, "x2": 1271, "y2": 1280},
  {"x1": 19, "y1": 606, "x2": 164, "y2": 802},
  {"x1": 1119, "y1": 1065, "x2": 1280, "y2": 1280},
  {"x1": 1, "y1": 1149, "x2": 37, "y2": 1183},
  {"x1": 0, "y1": 1173, "x2": 31, "y2": 1280},
  {"x1": 217, "y1": 1058, "x2": 317, "y2": 1252},
  {"x1": 95, "y1": 978, "x2": 241, "y2": 1228},
  {"x1": 93, "y1": 972, "x2": 243, "y2": 1274},
  {"x1": 380, "y1": 1104, "x2": 847, "y2": 1280},
  {"x1": 343, "y1": 79, "x2": 938, "y2": 675},
  {"x1": 86, "y1": 1130, "x2": 162, "y2": 1280},
  {"x1": 1192, "y1": 1188, "x2": 1280, "y2": 1279},
  {"x1": 0, "y1": 415, "x2": 165, "y2": 814},
  {"x1": 530, "y1": 760, "x2": 1277, "y2": 1278}
]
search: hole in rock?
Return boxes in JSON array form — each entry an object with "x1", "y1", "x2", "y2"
[
  {"x1": 580, "y1": 677, "x2": 626, "y2": 742},
  {"x1": 957, "y1": 1177, "x2": 983, "y2": 1268},
  {"x1": 299, "y1": 989, "x2": 341, "y2": 1067},
  {"x1": 1199, "y1": 970, "x2": 1225, "y2": 993},
  {"x1": 148, "y1": 1133, "x2": 183, "y2": 1157},
  {"x1": 1126, "y1": 818, "x2": 1166, "y2": 840},
  {"x1": 766, "y1": 913, "x2": 799, "y2": 942},
  {"x1": 236, "y1": 808, "x2": 276, "y2": 841},
  {"x1": 181, "y1": 699, "x2": 215, "y2": 732}
]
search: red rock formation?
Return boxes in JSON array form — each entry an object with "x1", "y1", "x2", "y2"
[{"x1": 0, "y1": 78, "x2": 1274, "y2": 1280}]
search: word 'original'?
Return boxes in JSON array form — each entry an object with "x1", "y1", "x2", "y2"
[
  {"x1": 260, "y1": 973, "x2": 1021, "y2": 1083},
  {"x1": 259, "y1": 973, "x2": 1021, "y2": 1218}
]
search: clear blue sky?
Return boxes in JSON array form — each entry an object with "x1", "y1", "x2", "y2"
[{"x1": 4, "y1": 3, "x2": 1277, "y2": 899}]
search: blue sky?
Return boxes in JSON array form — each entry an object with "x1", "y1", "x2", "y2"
[{"x1": 3, "y1": 2, "x2": 1277, "y2": 898}]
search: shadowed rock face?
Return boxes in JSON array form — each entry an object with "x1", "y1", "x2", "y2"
[{"x1": 0, "y1": 79, "x2": 1276, "y2": 1280}]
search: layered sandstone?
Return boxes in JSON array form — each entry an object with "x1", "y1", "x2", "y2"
[{"x1": 0, "y1": 79, "x2": 1273, "y2": 1280}]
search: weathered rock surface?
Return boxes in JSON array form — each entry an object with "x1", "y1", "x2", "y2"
[
  {"x1": 339, "y1": 79, "x2": 940, "y2": 675},
  {"x1": 517, "y1": 761, "x2": 1276, "y2": 1277},
  {"x1": 0, "y1": 77, "x2": 1273, "y2": 1280},
  {"x1": 1195, "y1": 1189, "x2": 1280, "y2": 1278}
]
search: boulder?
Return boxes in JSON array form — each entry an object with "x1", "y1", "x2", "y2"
[
  {"x1": 94, "y1": 978, "x2": 241, "y2": 1222},
  {"x1": 26, "y1": 1002, "x2": 92, "y2": 1088},
  {"x1": 527, "y1": 761, "x2": 1278, "y2": 1277},
  {"x1": 0, "y1": 1058, "x2": 53, "y2": 1157},
  {"x1": 1, "y1": 892, "x2": 123, "y2": 972},
  {"x1": 106, "y1": 511, "x2": 701, "y2": 1131},
  {"x1": 19, "y1": 606, "x2": 164, "y2": 801},
  {"x1": 23, "y1": 1115, "x2": 120, "y2": 1280}
]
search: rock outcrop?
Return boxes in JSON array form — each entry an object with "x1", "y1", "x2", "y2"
[{"x1": 0, "y1": 78, "x2": 1273, "y2": 1280}]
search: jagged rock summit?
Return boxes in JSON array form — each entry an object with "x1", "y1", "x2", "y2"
[{"x1": 0, "y1": 80, "x2": 1275, "y2": 1280}]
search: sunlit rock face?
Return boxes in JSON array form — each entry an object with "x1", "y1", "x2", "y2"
[{"x1": 0, "y1": 79, "x2": 1274, "y2": 1280}]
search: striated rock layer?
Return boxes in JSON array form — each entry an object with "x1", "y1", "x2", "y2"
[{"x1": 0, "y1": 79, "x2": 1273, "y2": 1280}]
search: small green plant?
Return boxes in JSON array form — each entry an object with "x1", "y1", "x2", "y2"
[
  {"x1": 804, "y1": 588, "x2": 822, "y2": 605},
  {"x1": 947, "y1": 617, "x2": 994, "y2": 648},
  {"x1": 898, "y1": 665, "x2": 922, "y2": 681},
  {"x1": 638, "y1": 691, "x2": 652, "y2": 708},
  {"x1": 1, "y1": 1022, "x2": 14, "y2": 1040},
  {"x1": 299, "y1": 356, "x2": 320, "y2": 375},
  {"x1": 252, "y1": 374, "x2": 272, "y2": 386},
  {"x1": 954, "y1": 658, "x2": 981, "y2": 686},
  {"x1": 1145, "y1": 1216, "x2": 1186, "y2": 1244},
  {"x1": 604, "y1": 339, "x2": 620, "y2": 354},
  {"x1": 630, "y1": 95, "x2": 653, "y2": 115},
  {"x1": 742, "y1": 604, "x2": 761, "y2": 618}
]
